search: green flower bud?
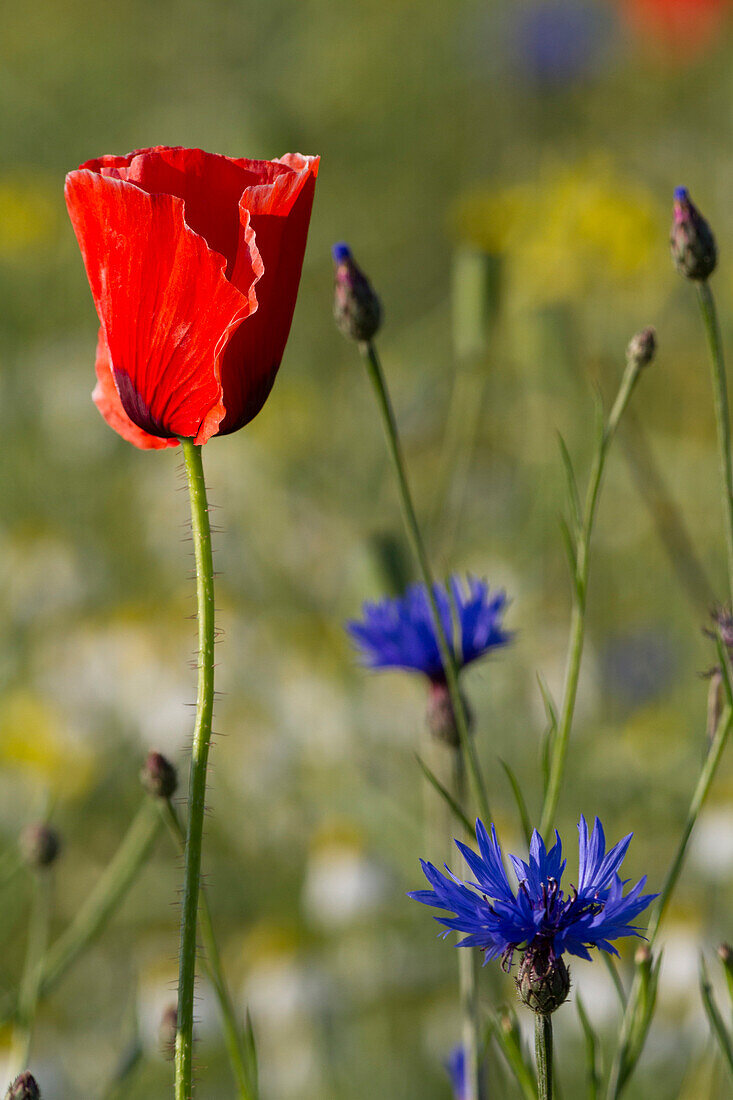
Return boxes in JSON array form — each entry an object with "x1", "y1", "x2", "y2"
[
  {"x1": 626, "y1": 327, "x2": 656, "y2": 371},
  {"x1": 717, "y1": 942, "x2": 733, "y2": 972},
  {"x1": 5, "y1": 1073, "x2": 41, "y2": 1100},
  {"x1": 332, "y1": 243, "x2": 382, "y2": 344},
  {"x1": 516, "y1": 944, "x2": 570, "y2": 1016},
  {"x1": 141, "y1": 751, "x2": 177, "y2": 800},
  {"x1": 670, "y1": 188, "x2": 717, "y2": 281},
  {"x1": 20, "y1": 824, "x2": 61, "y2": 869},
  {"x1": 425, "y1": 681, "x2": 473, "y2": 747},
  {"x1": 159, "y1": 1003, "x2": 178, "y2": 1059}
]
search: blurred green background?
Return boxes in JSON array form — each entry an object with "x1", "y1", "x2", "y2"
[{"x1": 1, "y1": 0, "x2": 733, "y2": 1096}]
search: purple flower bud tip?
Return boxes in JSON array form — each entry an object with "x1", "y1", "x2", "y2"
[
  {"x1": 332, "y1": 242, "x2": 352, "y2": 264},
  {"x1": 673, "y1": 186, "x2": 690, "y2": 204},
  {"x1": 5, "y1": 1073, "x2": 41, "y2": 1100}
]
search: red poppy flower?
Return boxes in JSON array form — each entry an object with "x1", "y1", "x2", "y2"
[
  {"x1": 619, "y1": 0, "x2": 728, "y2": 56},
  {"x1": 65, "y1": 146, "x2": 319, "y2": 448}
]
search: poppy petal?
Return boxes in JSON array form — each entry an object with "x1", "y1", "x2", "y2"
[
  {"x1": 218, "y1": 154, "x2": 319, "y2": 434},
  {"x1": 92, "y1": 331, "x2": 177, "y2": 450},
  {"x1": 65, "y1": 168, "x2": 256, "y2": 444}
]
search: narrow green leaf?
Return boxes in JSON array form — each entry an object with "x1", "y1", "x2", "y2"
[
  {"x1": 558, "y1": 515, "x2": 579, "y2": 593},
  {"x1": 557, "y1": 432, "x2": 582, "y2": 532},
  {"x1": 414, "y1": 753, "x2": 473, "y2": 836},
  {"x1": 537, "y1": 672, "x2": 559, "y2": 730},
  {"x1": 602, "y1": 952, "x2": 627, "y2": 1009},
  {"x1": 492, "y1": 1009, "x2": 538, "y2": 1100},
  {"x1": 576, "y1": 994, "x2": 601, "y2": 1100},
  {"x1": 537, "y1": 674, "x2": 558, "y2": 792},
  {"x1": 244, "y1": 1009, "x2": 259, "y2": 1096},
  {"x1": 499, "y1": 759, "x2": 532, "y2": 847},
  {"x1": 700, "y1": 957, "x2": 733, "y2": 1077}
]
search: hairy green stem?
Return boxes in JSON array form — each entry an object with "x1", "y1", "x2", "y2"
[
  {"x1": 39, "y1": 799, "x2": 160, "y2": 1001},
  {"x1": 176, "y1": 438, "x2": 217, "y2": 1100},
  {"x1": 361, "y1": 341, "x2": 491, "y2": 823},
  {"x1": 163, "y1": 801, "x2": 256, "y2": 1099},
  {"x1": 535, "y1": 1014, "x2": 553, "y2": 1100},
  {"x1": 606, "y1": 704, "x2": 733, "y2": 1098},
  {"x1": 697, "y1": 282, "x2": 733, "y2": 604},
  {"x1": 540, "y1": 358, "x2": 643, "y2": 836}
]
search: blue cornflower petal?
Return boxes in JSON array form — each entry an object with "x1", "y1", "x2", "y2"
[
  {"x1": 346, "y1": 574, "x2": 511, "y2": 680},
  {"x1": 411, "y1": 817, "x2": 657, "y2": 967},
  {"x1": 445, "y1": 1043, "x2": 482, "y2": 1100}
]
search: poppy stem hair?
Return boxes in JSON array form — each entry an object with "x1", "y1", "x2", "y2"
[{"x1": 175, "y1": 438, "x2": 217, "y2": 1100}]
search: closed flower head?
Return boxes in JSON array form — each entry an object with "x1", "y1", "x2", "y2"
[
  {"x1": 670, "y1": 186, "x2": 717, "y2": 281},
  {"x1": 5, "y1": 1074, "x2": 41, "y2": 1100},
  {"x1": 410, "y1": 817, "x2": 656, "y2": 996},
  {"x1": 332, "y1": 242, "x2": 382, "y2": 344},
  {"x1": 20, "y1": 823, "x2": 61, "y2": 869},
  {"x1": 65, "y1": 147, "x2": 319, "y2": 448}
]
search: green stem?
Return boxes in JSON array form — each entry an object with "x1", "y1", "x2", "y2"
[
  {"x1": 162, "y1": 801, "x2": 256, "y2": 1099},
  {"x1": 540, "y1": 359, "x2": 643, "y2": 836},
  {"x1": 697, "y1": 282, "x2": 733, "y2": 605},
  {"x1": 10, "y1": 872, "x2": 52, "y2": 1072},
  {"x1": 452, "y1": 752, "x2": 481, "y2": 1100},
  {"x1": 606, "y1": 704, "x2": 733, "y2": 1098},
  {"x1": 361, "y1": 341, "x2": 491, "y2": 823},
  {"x1": 39, "y1": 800, "x2": 160, "y2": 1000},
  {"x1": 175, "y1": 438, "x2": 217, "y2": 1100},
  {"x1": 535, "y1": 1014, "x2": 553, "y2": 1100}
]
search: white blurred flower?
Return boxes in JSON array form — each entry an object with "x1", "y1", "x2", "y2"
[
  {"x1": 691, "y1": 807, "x2": 733, "y2": 881},
  {"x1": 302, "y1": 841, "x2": 389, "y2": 929}
]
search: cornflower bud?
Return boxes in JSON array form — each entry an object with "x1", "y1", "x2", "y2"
[
  {"x1": 516, "y1": 943, "x2": 570, "y2": 1015},
  {"x1": 141, "y1": 751, "x2": 178, "y2": 800},
  {"x1": 332, "y1": 243, "x2": 382, "y2": 344},
  {"x1": 425, "y1": 681, "x2": 473, "y2": 747},
  {"x1": 634, "y1": 943, "x2": 651, "y2": 968},
  {"x1": 159, "y1": 1003, "x2": 178, "y2": 1059},
  {"x1": 717, "y1": 942, "x2": 733, "y2": 972},
  {"x1": 5, "y1": 1073, "x2": 41, "y2": 1100},
  {"x1": 626, "y1": 327, "x2": 656, "y2": 371},
  {"x1": 670, "y1": 187, "x2": 717, "y2": 281},
  {"x1": 20, "y1": 824, "x2": 61, "y2": 869}
]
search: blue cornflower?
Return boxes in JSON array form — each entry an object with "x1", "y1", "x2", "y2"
[
  {"x1": 346, "y1": 575, "x2": 510, "y2": 682},
  {"x1": 411, "y1": 817, "x2": 656, "y2": 972},
  {"x1": 445, "y1": 1046, "x2": 467, "y2": 1100}
]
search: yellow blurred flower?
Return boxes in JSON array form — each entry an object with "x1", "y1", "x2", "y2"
[
  {"x1": 0, "y1": 174, "x2": 58, "y2": 257},
  {"x1": 0, "y1": 690, "x2": 95, "y2": 799},
  {"x1": 452, "y1": 155, "x2": 661, "y2": 305}
]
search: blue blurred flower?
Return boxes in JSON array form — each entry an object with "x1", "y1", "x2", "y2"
[
  {"x1": 445, "y1": 1045, "x2": 467, "y2": 1100},
  {"x1": 511, "y1": 2, "x2": 612, "y2": 86},
  {"x1": 411, "y1": 817, "x2": 656, "y2": 966},
  {"x1": 346, "y1": 575, "x2": 510, "y2": 682}
]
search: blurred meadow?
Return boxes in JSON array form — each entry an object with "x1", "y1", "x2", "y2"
[{"x1": 1, "y1": 0, "x2": 733, "y2": 1096}]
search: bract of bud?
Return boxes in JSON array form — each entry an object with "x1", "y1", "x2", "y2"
[
  {"x1": 332, "y1": 243, "x2": 382, "y2": 344},
  {"x1": 626, "y1": 327, "x2": 656, "y2": 371},
  {"x1": 5, "y1": 1073, "x2": 41, "y2": 1100},
  {"x1": 20, "y1": 824, "x2": 61, "y2": 869},
  {"x1": 516, "y1": 943, "x2": 570, "y2": 1015},
  {"x1": 670, "y1": 187, "x2": 717, "y2": 281},
  {"x1": 425, "y1": 681, "x2": 473, "y2": 747},
  {"x1": 141, "y1": 751, "x2": 178, "y2": 800}
]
